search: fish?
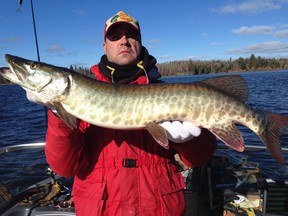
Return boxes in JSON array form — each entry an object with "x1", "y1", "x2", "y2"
[{"x1": 2, "y1": 54, "x2": 288, "y2": 165}]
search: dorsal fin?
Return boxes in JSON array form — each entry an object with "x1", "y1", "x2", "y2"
[{"x1": 201, "y1": 75, "x2": 249, "y2": 102}]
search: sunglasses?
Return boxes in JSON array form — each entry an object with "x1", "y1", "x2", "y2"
[{"x1": 106, "y1": 31, "x2": 141, "y2": 41}]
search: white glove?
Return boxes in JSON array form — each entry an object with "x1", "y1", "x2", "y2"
[{"x1": 159, "y1": 121, "x2": 201, "y2": 143}]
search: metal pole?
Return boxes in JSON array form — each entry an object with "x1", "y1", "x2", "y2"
[
  {"x1": 218, "y1": 144, "x2": 288, "y2": 153},
  {"x1": 30, "y1": 0, "x2": 40, "y2": 62}
]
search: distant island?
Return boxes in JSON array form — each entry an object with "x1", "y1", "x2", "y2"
[
  {"x1": 1, "y1": 54, "x2": 288, "y2": 85},
  {"x1": 156, "y1": 54, "x2": 288, "y2": 76}
]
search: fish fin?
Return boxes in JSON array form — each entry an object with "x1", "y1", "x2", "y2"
[
  {"x1": 146, "y1": 122, "x2": 170, "y2": 149},
  {"x1": 210, "y1": 122, "x2": 245, "y2": 152},
  {"x1": 201, "y1": 75, "x2": 249, "y2": 102},
  {"x1": 53, "y1": 102, "x2": 78, "y2": 129},
  {"x1": 258, "y1": 112, "x2": 288, "y2": 165}
]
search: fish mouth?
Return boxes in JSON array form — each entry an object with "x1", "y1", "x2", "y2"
[
  {"x1": 0, "y1": 67, "x2": 14, "y2": 84},
  {"x1": 5, "y1": 54, "x2": 33, "y2": 82},
  {"x1": 0, "y1": 67, "x2": 11, "y2": 76}
]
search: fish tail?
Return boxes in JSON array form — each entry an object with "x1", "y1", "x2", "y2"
[{"x1": 259, "y1": 112, "x2": 288, "y2": 165}]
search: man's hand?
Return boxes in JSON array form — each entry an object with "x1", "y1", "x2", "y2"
[{"x1": 159, "y1": 121, "x2": 201, "y2": 143}]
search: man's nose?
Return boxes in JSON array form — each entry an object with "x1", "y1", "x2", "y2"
[{"x1": 119, "y1": 35, "x2": 129, "y2": 43}]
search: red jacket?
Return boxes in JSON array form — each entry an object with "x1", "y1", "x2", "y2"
[{"x1": 45, "y1": 65, "x2": 216, "y2": 216}]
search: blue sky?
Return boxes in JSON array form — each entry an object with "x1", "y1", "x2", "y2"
[{"x1": 1, "y1": 0, "x2": 288, "y2": 68}]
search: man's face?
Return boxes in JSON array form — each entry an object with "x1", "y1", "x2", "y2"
[{"x1": 103, "y1": 24, "x2": 142, "y2": 66}]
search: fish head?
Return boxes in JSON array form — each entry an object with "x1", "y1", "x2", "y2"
[
  {"x1": 5, "y1": 54, "x2": 54, "y2": 91},
  {"x1": 4, "y1": 54, "x2": 70, "y2": 102}
]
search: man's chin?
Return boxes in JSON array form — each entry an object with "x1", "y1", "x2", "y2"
[{"x1": 116, "y1": 56, "x2": 137, "y2": 66}]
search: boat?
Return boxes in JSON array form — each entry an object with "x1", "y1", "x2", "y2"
[
  {"x1": 0, "y1": 143, "x2": 75, "y2": 215},
  {"x1": 182, "y1": 145, "x2": 288, "y2": 216},
  {"x1": 1, "y1": 143, "x2": 288, "y2": 216}
]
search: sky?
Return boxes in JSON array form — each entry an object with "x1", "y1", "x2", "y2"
[{"x1": 1, "y1": 0, "x2": 288, "y2": 68}]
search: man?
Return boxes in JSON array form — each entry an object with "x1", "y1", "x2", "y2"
[{"x1": 45, "y1": 11, "x2": 216, "y2": 216}]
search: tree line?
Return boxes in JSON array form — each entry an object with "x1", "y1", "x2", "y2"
[
  {"x1": 69, "y1": 65, "x2": 92, "y2": 77},
  {"x1": 156, "y1": 54, "x2": 288, "y2": 76}
]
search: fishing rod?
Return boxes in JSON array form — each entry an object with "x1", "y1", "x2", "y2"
[
  {"x1": 29, "y1": 0, "x2": 40, "y2": 62},
  {"x1": 19, "y1": 0, "x2": 40, "y2": 62},
  {"x1": 18, "y1": 0, "x2": 48, "y2": 126}
]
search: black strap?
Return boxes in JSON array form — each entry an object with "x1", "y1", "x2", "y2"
[{"x1": 122, "y1": 158, "x2": 137, "y2": 168}]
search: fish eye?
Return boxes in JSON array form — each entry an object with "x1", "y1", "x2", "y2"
[{"x1": 30, "y1": 62, "x2": 37, "y2": 70}]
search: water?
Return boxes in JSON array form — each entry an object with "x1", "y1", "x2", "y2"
[
  {"x1": 0, "y1": 85, "x2": 47, "y2": 145},
  {"x1": 0, "y1": 85, "x2": 47, "y2": 194},
  {"x1": 0, "y1": 71, "x2": 288, "y2": 194},
  {"x1": 161, "y1": 70, "x2": 288, "y2": 180}
]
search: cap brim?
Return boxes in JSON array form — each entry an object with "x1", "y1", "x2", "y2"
[{"x1": 105, "y1": 22, "x2": 140, "y2": 37}]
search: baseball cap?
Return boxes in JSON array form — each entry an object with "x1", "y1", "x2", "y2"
[{"x1": 104, "y1": 11, "x2": 140, "y2": 38}]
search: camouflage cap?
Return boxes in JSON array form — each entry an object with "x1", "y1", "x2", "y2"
[{"x1": 104, "y1": 11, "x2": 140, "y2": 38}]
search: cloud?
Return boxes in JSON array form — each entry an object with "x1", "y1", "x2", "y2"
[
  {"x1": 275, "y1": 29, "x2": 288, "y2": 38},
  {"x1": 232, "y1": 25, "x2": 275, "y2": 35},
  {"x1": 2, "y1": 36, "x2": 21, "y2": 43},
  {"x1": 146, "y1": 39, "x2": 161, "y2": 45},
  {"x1": 158, "y1": 55, "x2": 174, "y2": 60},
  {"x1": 226, "y1": 41, "x2": 288, "y2": 54},
  {"x1": 44, "y1": 45, "x2": 78, "y2": 61},
  {"x1": 145, "y1": 39, "x2": 161, "y2": 49},
  {"x1": 231, "y1": 25, "x2": 288, "y2": 37},
  {"x1": 46, "y1": 44, "x2": 65, "y2": 53},
  {"x1": 82, "y1": 39, "x2": 99, "y2": 46},
  {"x1": 281, "y1": 24, "x2": 288, "y2": 28},
  {"x1": 212, "y1": 0, "x2": 282, "y2": 13}
]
